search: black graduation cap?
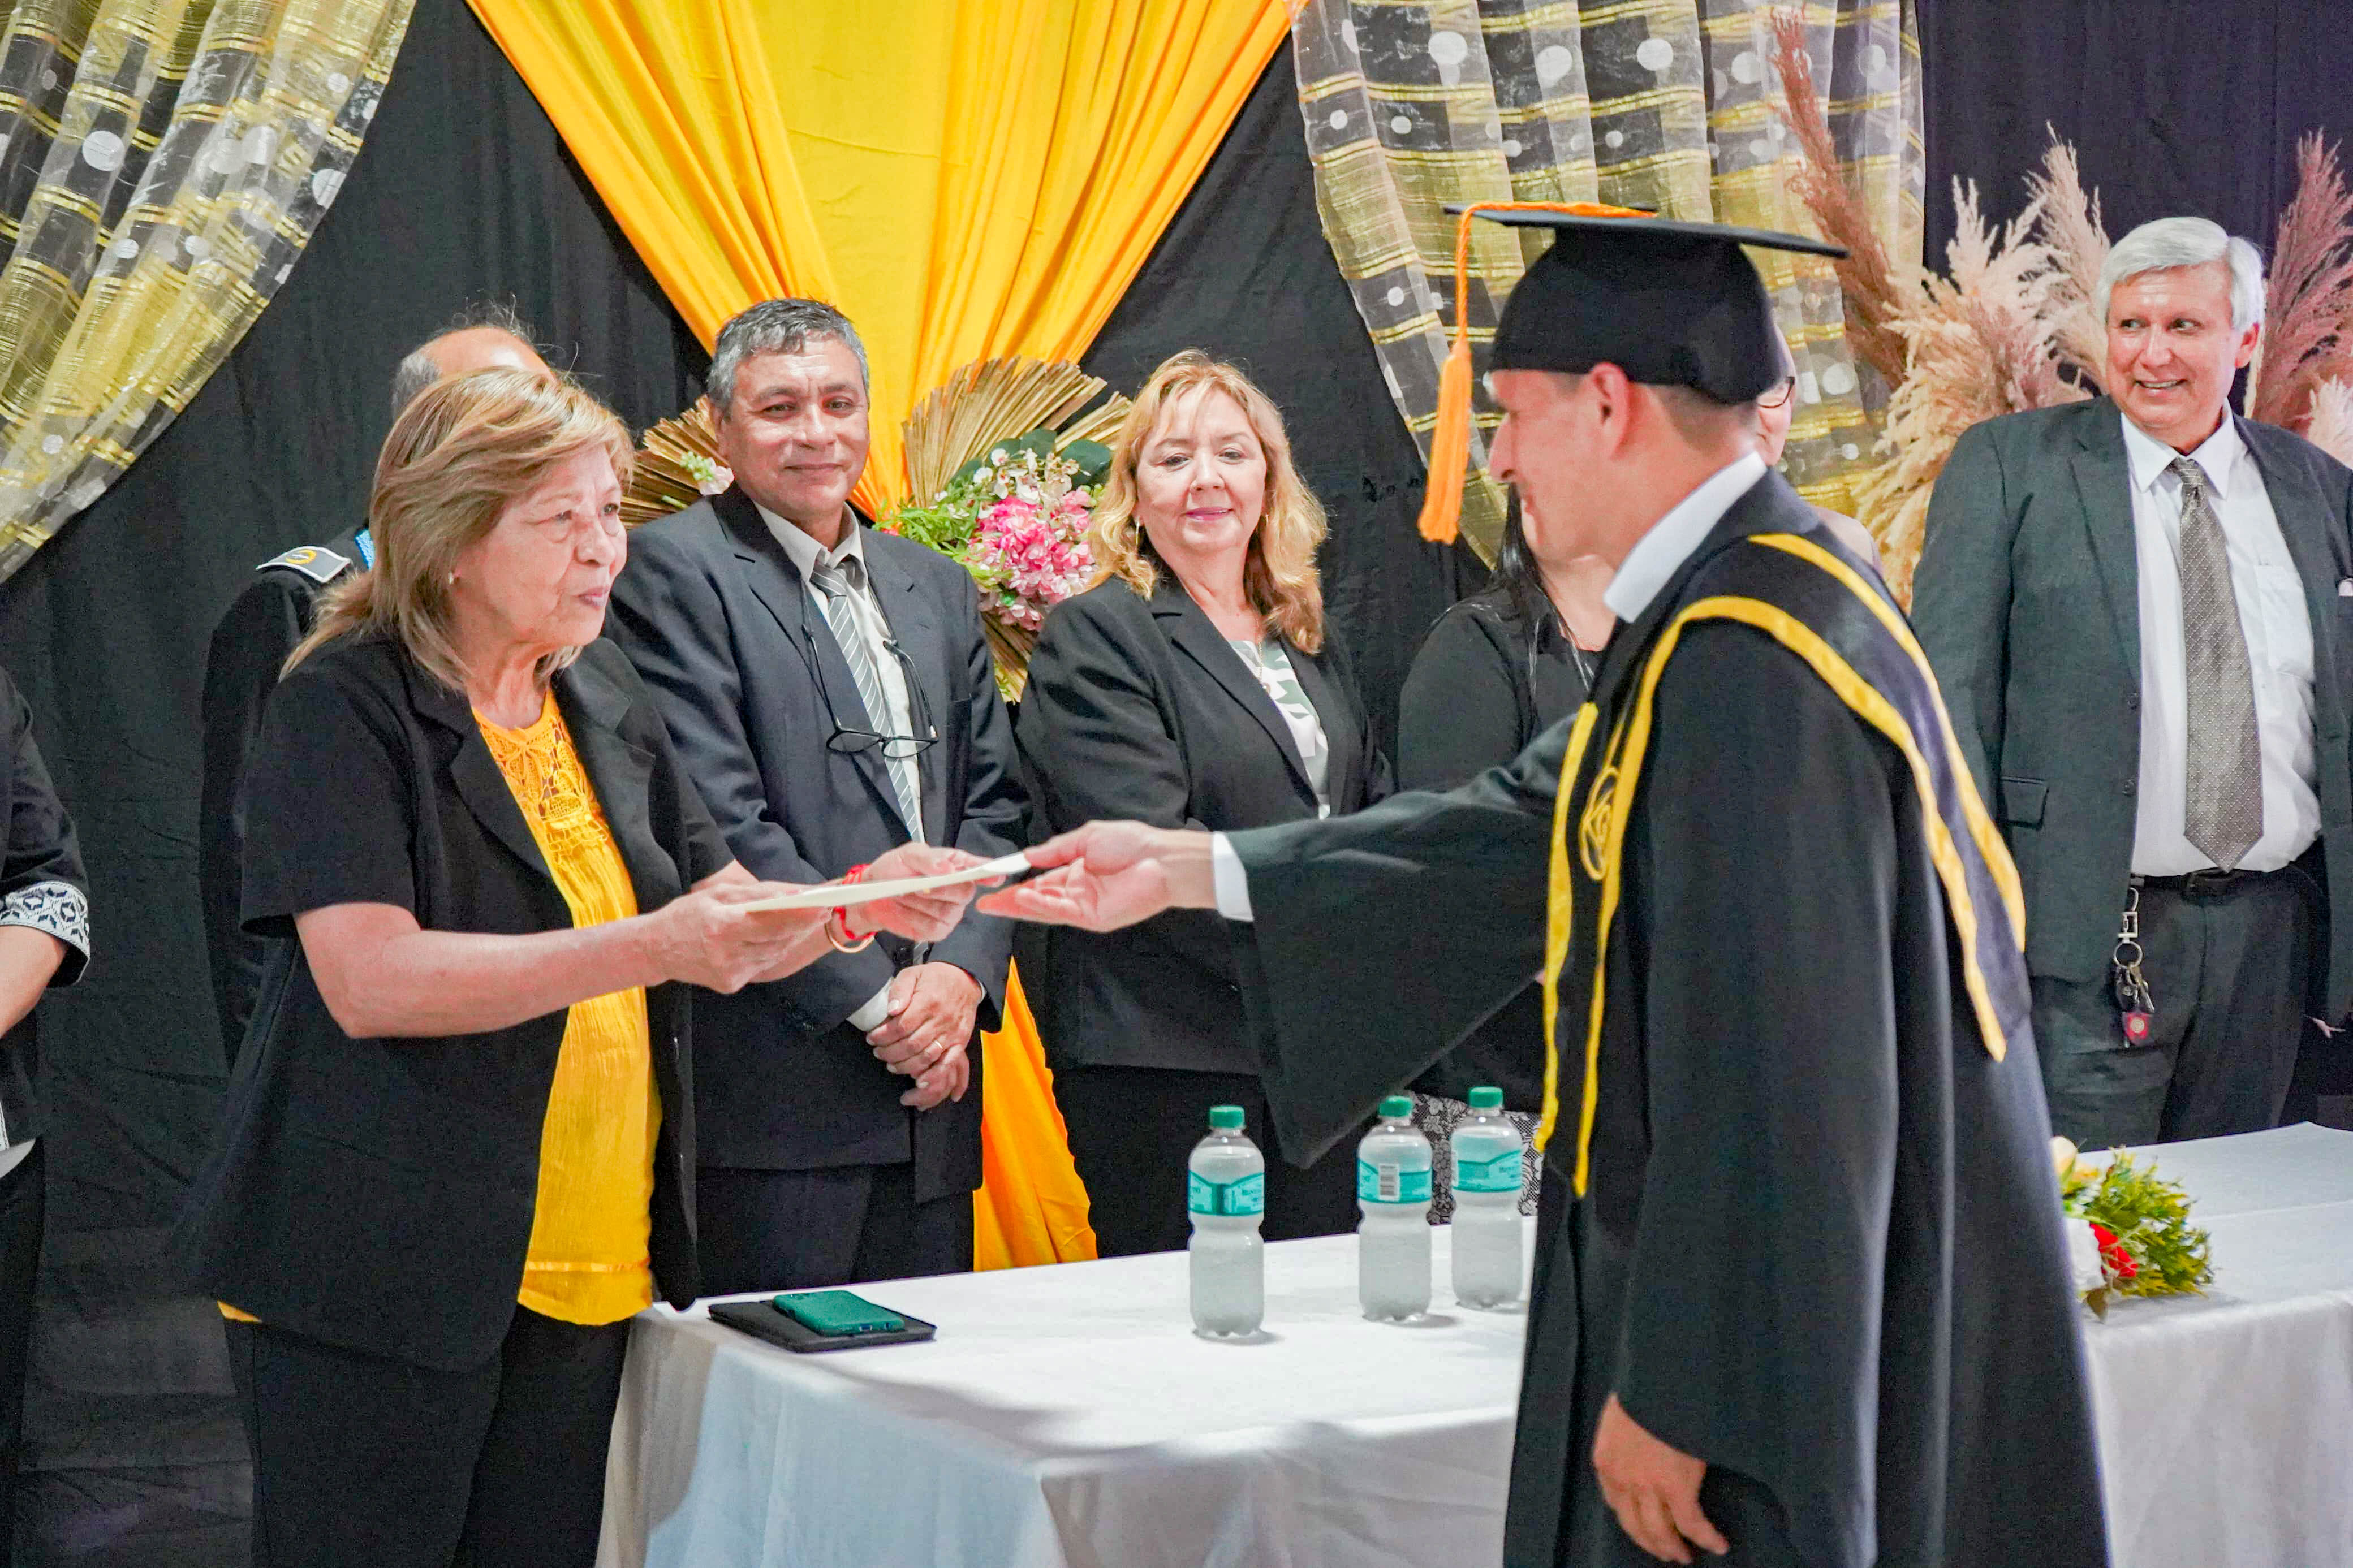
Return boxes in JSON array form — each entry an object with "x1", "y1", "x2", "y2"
[{"x1": 1416, "y1": 202, "x2": 1848, "y2": 543}]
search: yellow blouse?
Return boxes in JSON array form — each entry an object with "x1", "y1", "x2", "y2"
[
  {"x1": 222, "y1": 690, "x2": 660, "y2": 1330},
  {"x1": 477, "y1": 690, "x2": 660, "y2": 1327}
]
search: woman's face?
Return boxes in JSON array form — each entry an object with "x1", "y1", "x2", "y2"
[
  {"x1": 450, "y1": 445, "x2": 626, "y2": 663},
  {"x1": 1132, "y1": 388, "x2": 1269, "y2": 578}
]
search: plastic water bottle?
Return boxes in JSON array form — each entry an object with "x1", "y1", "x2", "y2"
[
  {"x1": 1450, "y1": 1086, "x2": 1524, "y2": 1308},
  {"x1": 1188, "y1": 1104, "x2": 1265, "y2": 1338},
  {"x1": 1357, "y1": 1094, "x2": 1433, "y2": 1321}
]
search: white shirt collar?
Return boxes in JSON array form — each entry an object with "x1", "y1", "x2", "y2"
[
  {"x1": 756, "y1": 500, "x2": 865, "y2": 580},
  {"x1": 2122, "y1": 408, "x2": 2249, "y2": 499},
  {"x1": 1602, "y1": 452, "x2": 1770, "y2": 623}
]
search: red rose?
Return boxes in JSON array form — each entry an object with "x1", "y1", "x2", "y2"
[{"x1": 2089, "y1": 1220, "x2": 2139, "y2": 1281}]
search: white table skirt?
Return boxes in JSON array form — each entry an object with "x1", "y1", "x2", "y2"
[{"x1": 597, "y1": 1124, "x2": 2353, "y2": 1568}]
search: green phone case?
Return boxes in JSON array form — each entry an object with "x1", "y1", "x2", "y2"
[{"x1": 772, "y1": 1289, "x2": 907, "y2": 1337}]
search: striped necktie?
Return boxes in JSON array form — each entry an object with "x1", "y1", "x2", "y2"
[{"x1": 806, "y1": 553, "x2": 924, "y2": 839}]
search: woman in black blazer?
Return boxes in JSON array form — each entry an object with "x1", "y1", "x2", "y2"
[
  {"x1": 180, "y1": 371, "x2": 981, "y2": 1568},
  {"x1": 1018, "y1": 351, "x2": 1390, "y2": 1256}
]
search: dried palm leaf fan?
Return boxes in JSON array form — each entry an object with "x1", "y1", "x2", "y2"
[
  {"x1": 620, "y1": 398, "x2": 726, "y2": 528},
  {"x1": 903, "y1": 357, "x2": 1129, "y2": 502}
]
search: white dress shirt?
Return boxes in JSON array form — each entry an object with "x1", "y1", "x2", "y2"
[
  {"x1": 2119, "y1": 413, "x2": 2318, "y2": 875},
  {"x1": 760, "y1": 504, "x2": 923, "y2": 1030},
  {"x1": 1212, "y1": 453, "x2": 1770, "y2": 920}
]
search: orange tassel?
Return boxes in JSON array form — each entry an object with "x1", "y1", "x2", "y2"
[
  {"x1": 1417, "y1": 335, "x2": 1475, "y2": 543},
  {"x1": 1411, "y1": 200, "x2": 1651, "y2": 547}
]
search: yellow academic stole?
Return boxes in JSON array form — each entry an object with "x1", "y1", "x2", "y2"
[{"x1": 1535, "y1": 533, "x2": 2031, "y2": 1196}]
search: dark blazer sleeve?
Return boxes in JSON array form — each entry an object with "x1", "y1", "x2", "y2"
[
  {"x1": 1018, "y1": 591, "x2": 1243, "y2": 979},
  {"x1": 0, "y1": 672, "x2": 88, "y2": 986},
  {"x1": 239, "y1": 661, "x2": 420, "y2": 936},
  {"x1": 1397, "y1": 607, "x2": 1524, "y2": 792},
  {"x1": 1911, "y1": 422, "x2": 2015, "y2": 803},
  {"x1": 200, "y1": 572, "x2": 314, "y2": 1049},
  {"x1": 605, "y1": 520, "x2": 898, "y2": 1027},
  {"x1": 923, "y1": 565, "x2": 1023, "y2": 1022}
]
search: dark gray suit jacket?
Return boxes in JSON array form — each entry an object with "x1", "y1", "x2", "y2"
[
  {"x1": 606, "y1": 486, "x2": 1025, "y2": 1201},
  {"x1": 1913, "y1": 396, "x2": 2353, "y2": 1018}
]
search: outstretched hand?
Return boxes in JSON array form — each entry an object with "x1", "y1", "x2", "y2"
[{"x1": 977, "y1": 822, "x2": 1217, "y2": 931}]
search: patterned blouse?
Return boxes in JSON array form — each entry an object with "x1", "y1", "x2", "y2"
[{"x1": 1226, "y1": 634, "x2": 1331, "y2": 815}]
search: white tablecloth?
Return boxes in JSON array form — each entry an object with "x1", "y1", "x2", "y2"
[
  {"x1": 598, "y1": 1124, "x2": 2353, "y2": 1568},
  {"x1": 2076, "y1": 1122, "x2": 2353, "y2": 1568}
]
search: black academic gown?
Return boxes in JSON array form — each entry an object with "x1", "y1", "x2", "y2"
[{"x1": 1228, "y1": 472, "x2": 2109, "y2": 1567}]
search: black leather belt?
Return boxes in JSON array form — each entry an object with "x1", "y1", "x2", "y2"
[{"x1": 2135, "y1": 866, "x2": 2278, "y2": 899}]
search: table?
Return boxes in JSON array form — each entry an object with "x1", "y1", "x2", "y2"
[
  {"x1": 597, "y1": 1125, "x2": 2353, "y2": 1568},
  {"x1": 2076, "y1": 1122, "x2": 2353, "y2": 1568}
]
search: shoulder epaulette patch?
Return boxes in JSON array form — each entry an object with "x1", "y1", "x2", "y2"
[{"x1": 255, "y1": 545, "x2": 353, "y2": 585}]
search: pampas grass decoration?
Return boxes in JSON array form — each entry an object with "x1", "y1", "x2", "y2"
[
  {"x1": 1766, "y1": 12, "x2": 1908, "y2": 388},
  {"x1": 2024, "y1": 138, "x2": 2109, "y2": 381},
  {"x1": 2251, "y1": 134, "x2": 2353, "y2": 431},
  {"x1": 2304, "y1": 377, "x2": 2353, "y2": 465}
]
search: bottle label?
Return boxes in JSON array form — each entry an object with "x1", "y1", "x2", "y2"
[
  {"x1": 1358, "y1": 1159, "x2": 1432, "y2": 1204},
  {"x1": 1189, "y1": 1170, "x2": 1265, "y2": 1217},
  {"x1": 1456, "y1": 1150, "x2": 1524, "y2": 1194}
]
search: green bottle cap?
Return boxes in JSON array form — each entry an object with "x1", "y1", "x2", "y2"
[
  {"x1": 1379, "y1": 1094, "x2": 1414, "y2": 1120},
  {"x1": 1208, "y1": 1104, "x2": 1245, "y2": 1130},
  {"x1": 1468, "y1": 1086, "x2": 1503, "y2": 1110}
]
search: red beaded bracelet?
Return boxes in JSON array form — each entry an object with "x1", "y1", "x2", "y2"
[{"x1": 826, "y1": 863, "x2": 873, "y2": 954}]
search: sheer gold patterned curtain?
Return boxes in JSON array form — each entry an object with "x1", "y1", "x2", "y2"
[
  {"x1": 1292, "y1": 0, "x2": 1921, "y2": 558},
  {"x1": 0, "y1": 0, "x2": 414, "y2": 582}
]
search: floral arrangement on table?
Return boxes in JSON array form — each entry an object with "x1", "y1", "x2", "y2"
[
  {"x1": 1765, "y1": 14, "x2": 2353, "y2": 604},
  {"x1": 2049, "y1": 1136, "x2": 2215, "y2": 1319},
  {"x1": 878, "y1": 357, "x2": 1130, "y2": 701},
  {"x1": 619, "y1": 357, "x2": 1127, "y2": 700}
]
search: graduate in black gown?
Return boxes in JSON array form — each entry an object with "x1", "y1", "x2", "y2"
[{"x1": 985, "y1": 208, "x2": 2110, "y2": 1567}]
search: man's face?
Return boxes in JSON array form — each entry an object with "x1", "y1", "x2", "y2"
[
  {"x1": 1486, "y1": 369, "x2": 1600, "y2": 562},
  {"x1": 713, "y1": 339, "x2": 870, "y2": 530},
  {"x1": 424, "y1": 326, "x2": 550, "y2": 382},
  {"x1": 2104, "y1": 262, "x2": 2258, "y2": 452}
]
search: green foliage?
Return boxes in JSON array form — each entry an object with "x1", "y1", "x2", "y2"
[{"x1": 2065, "y1": 1151, "x2": 2215, "y2": 1304}]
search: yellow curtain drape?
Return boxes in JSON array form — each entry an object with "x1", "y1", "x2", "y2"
[
  {"x1": 972, "y1": 964, "x2": 1096, "y2": 1270},
  {"x1": 462, "y1": 0, "x2": 1290, "y2": 517}
]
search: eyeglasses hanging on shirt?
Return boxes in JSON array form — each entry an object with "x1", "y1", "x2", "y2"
[{"x1": 804, "y1": 631, "x2": 938, "y2": 762}]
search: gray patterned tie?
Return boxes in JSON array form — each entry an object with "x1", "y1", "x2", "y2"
[
  {"x1": 807, "y1": 554, "x2": 924, "y2": 838},
  {"x1": 2171, "y1": 455, "x2": 2264, "y2": 870}
]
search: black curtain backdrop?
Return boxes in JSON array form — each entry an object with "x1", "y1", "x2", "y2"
[
  {"x1": 1085, "y1": 41, "x2": 1484, "y2": 753},
  {"x1": 0, "y1": 0, "x2": 704, "y2": 1558},
  {"x1": 0, "y1": 12, "x2": 1460, "y2": 1560},
  {"x1": 1919, "y1": 0, "x2": 2353, "y2": 268}
]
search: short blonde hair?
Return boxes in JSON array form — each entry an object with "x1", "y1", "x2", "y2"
[
  {"x1": 1089, "y1": 351, "x2": 1329, "y2": 653},
  {"x1": 287, "y1": 369, "x2": 633, "y2": 690}
]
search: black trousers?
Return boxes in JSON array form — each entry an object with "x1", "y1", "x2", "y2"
[
  {"x1": 1055, "y1": 1064, "x2": 1367, "y2": 1258},
  {"x1": 226, "y1": 1306, "x2": 629, "y2": 1568},
  {"x1": 2033, "y1": 872, "x2": 2311, "y2": 1147},
  {"x1": 0, "y1": 1143, "x2": 41, "y2": 1568},
  {"x1": 694, "y1": 1161, "x2": 973, "y2": 1298}
]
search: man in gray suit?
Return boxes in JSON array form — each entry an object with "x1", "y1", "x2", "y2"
[{"x1": 1915, "y1": 215, "x2": 2353, "y2": 1148}]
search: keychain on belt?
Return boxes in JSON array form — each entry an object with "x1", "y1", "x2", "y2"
[{"x1": 2111, "y1": 880, "x2": 2154, "y2": 1044}]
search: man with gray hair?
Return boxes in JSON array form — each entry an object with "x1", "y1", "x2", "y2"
[
  {"x1": 607, "y1": 297, "x2": 1023, "y2": 1292},
  {"x1": 197, "y1": 303, "x2": 551, "y2": 1062},
  {"x1": 1915, "y1": 215, "x2": 2353, "y2": 1146}
]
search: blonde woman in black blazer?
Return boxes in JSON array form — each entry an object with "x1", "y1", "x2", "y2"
[{"x1": 1017, "y1": 352, "x2": 1390, "y2": 1256}]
